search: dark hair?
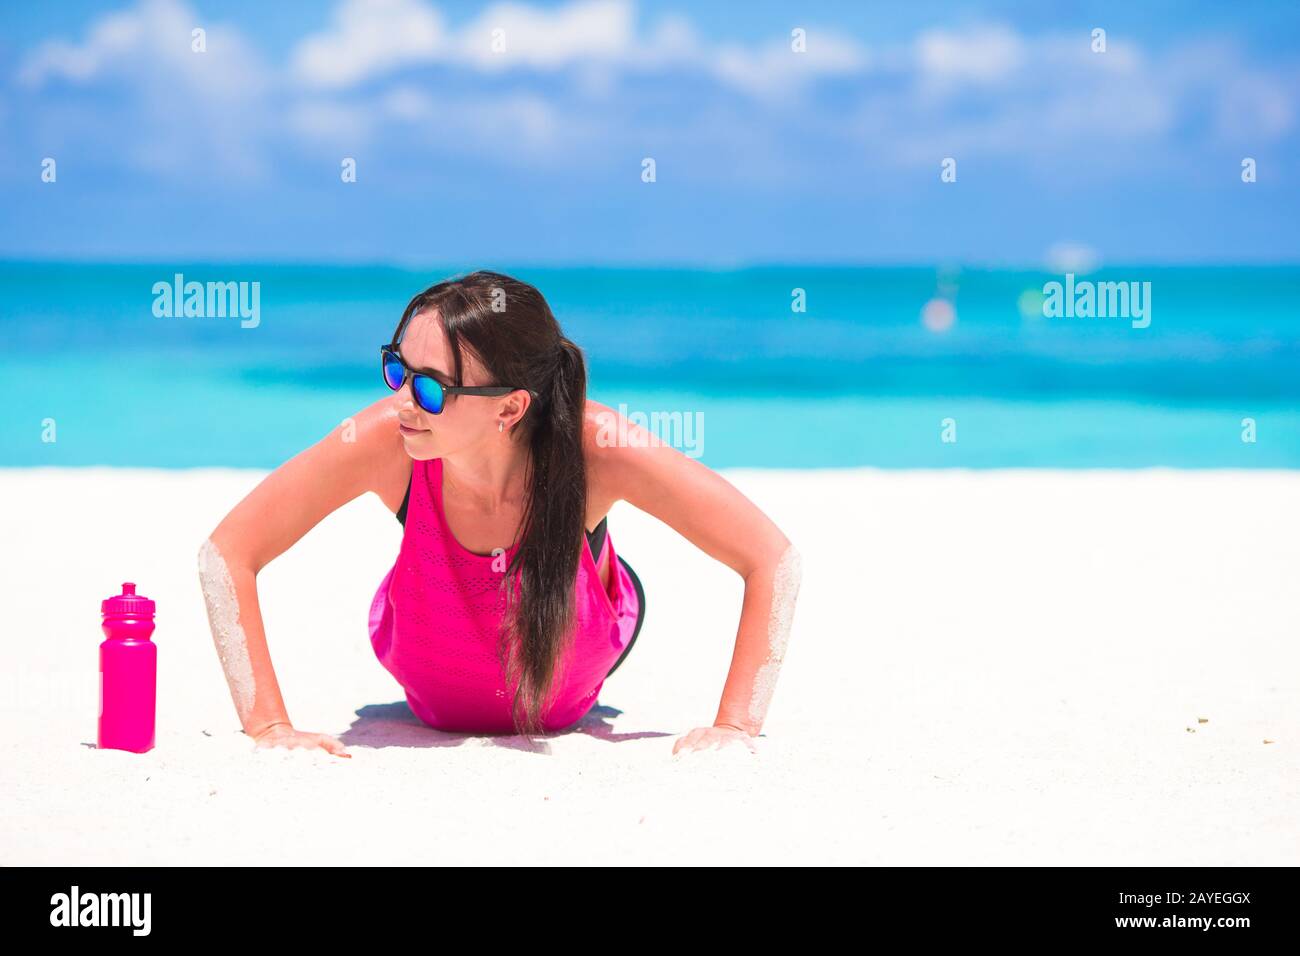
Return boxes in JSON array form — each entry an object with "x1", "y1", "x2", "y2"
[{"x1": 391, "y1": 271, "x2": 588, "y2": 736}]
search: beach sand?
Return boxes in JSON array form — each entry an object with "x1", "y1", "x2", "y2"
[{"x1": 2, "y1": 466, "x2": 1298, "y2": 865}]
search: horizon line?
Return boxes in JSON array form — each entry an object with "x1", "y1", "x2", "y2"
[{"x1": 3, "y1": 256, "x2": 1300, "y2": 271}]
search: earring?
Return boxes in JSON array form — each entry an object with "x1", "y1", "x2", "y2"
[{"x1": 498, "y1": 420, "x2": 504, "y2": 433}]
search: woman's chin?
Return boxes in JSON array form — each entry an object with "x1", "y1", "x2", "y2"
[{"x1": 401, "y1": 435, "x2": 439, "y2": 459}]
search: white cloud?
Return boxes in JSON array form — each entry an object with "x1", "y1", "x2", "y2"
[
  {"x1": 286, "y1": 0, "x2": 867, "y2": 98},
  {"x1": 12, "y1": 0, "x2": 1294, "y2": 191},
  {"x1": 290, "y1": 83, "x2": 568, "y2": 162},
  {"x1": 847, "y1": 23, "x2": 1296, "y2": 169},
  {"x1": 1158, "y1": 38, "x2": 1296, "y2": 141},
  {"x1": 916, "y1": 24, "x2": 1024, "y2": 84},
  {"x1": 290, "y1": 0, "x2": 448, "y2": 90},
  {"x1": 623, "y1": 13, "x2": 698, "y2": 69},
  {"x1": 289, "y1": 0, "x2": 636, "y2": 88},
  {"x1": 713, "y1": 30, "x2": 867, "y2": 100},
  {"x1": 17, "y1": 0, "x2": 271, "y2": 179},
  {"x1": 19, "y1": 0, "x2": 267, "y2": 99},
  {"x1": 455, "y1": 0, "x2": 637, "y2": 70},
  {"x1": 19, "y1": 9, "x2": 144, "y2": 85}
]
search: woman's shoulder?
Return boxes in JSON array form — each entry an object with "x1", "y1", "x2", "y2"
[
  {"x1": 580, "y1": 398, "x2": 663, "y2": 509},
  {"x1": 581, "y1": 398, "x2": 615, "y2": 446},
  {"x1": 580, "y1": 398, "x2": 666, "y2": 460},
  {"x1": 581, "y1": 399, "x2": 627, "y2": 467},
  {"x1": 580, "y1": 399, "x2": 620, "y2": 514},
  {"x1": 342, "y1": 395, "x2": 414, "y2": 516}
]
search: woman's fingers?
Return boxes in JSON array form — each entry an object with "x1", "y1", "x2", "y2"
[
  {"x1": 672, "y1": 726, "x2": 758, "y2": 756},
  {"x1": 672, "y1": 727, "x2": 707, "y2": 754},
  {"x1": 252, "y1": 725, "x2": 350, "y2": 758},
  {"x1": 319, "y1": 734, "x2": 352, "y2": 758}
]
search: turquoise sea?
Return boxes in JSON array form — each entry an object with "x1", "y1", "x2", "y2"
[{"x1": 1, "y1": 262, "x2": 1297, "y2": 469}]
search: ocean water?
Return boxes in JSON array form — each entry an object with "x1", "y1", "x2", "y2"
[{"x1": 1, "y1": 262, "x2": 1297, "y2": 469}]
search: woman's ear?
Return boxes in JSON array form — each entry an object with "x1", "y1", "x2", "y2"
[{"x1": 502, "y1": 389, "x2": 531, "y2": 425}]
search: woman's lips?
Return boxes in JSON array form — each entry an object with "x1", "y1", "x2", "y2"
[{"x1": 398, "y1": 423, "x2": 429, "y2": 435}]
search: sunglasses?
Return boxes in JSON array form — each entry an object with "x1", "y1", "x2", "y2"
[{"x1": 381, "y1": 345, "x2": 531, "y2": 415}]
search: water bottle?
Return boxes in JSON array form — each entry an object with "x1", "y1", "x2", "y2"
[{"x1": 99, "y1": 582, "x2": 157, "y2": 753}]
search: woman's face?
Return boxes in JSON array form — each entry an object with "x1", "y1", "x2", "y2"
[{"x1": 392, "y1": 309, "x2": 504, "y2": 460}]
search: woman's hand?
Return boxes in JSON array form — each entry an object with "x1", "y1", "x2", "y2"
[
  {"x1": 251, "y1": 722, "x2": 351, "y2": 758},
  {"x1": 672, "y1": 724, "x2": 758, "y2": 756}
]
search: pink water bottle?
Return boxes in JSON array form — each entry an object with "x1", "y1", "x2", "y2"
[{"x1": 99, "y1": 582, "x2": 157, "y2": 753}]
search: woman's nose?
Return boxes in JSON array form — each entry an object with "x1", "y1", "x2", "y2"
[{"x1": 394, "y1": 378, "x2": 417, "y2": 409}]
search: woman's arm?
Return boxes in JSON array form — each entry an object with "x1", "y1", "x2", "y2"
[
  {"x1": 197, "y1": 397, "x2": 408, "y2": 745},
  {"x1": 586, "y1": 403, "x2": 803, "y2": 748}
]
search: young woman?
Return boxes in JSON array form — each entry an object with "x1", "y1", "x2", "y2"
[{"x1": 197, "y1": 271, "x2": 802, "y2": 756}]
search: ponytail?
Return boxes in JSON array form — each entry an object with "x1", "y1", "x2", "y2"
[{"x1": 498, "y1": 336, "x2": 589, "y2": 735}]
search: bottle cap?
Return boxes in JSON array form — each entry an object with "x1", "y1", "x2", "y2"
[{"x1": 101, "y1": 582, "x2": 156, "y2": 617}]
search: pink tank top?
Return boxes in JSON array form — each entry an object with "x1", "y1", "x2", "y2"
[{"x1": 368, "y1": 456, "x2": 641, "y2": 734}]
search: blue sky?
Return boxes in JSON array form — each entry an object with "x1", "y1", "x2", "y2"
[{"x1": 1, "y1": 0, "x2": 1297, "y2": 265}]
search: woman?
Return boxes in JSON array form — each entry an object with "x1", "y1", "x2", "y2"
[{"x1": 197, "y1": 271, "x2": 802, "y2": 756}]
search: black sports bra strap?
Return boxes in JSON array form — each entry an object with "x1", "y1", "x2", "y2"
[
  {"x1": 395, "y1": 472, "x2": 412, "y2": 526},
  {"x1": 586, "y1": 515, "x2": 608, "y2": 561}
]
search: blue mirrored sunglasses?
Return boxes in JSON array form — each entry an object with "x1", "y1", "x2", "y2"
[{"x1": 381, "y1": 345, "x2": 531, "y2": 415}]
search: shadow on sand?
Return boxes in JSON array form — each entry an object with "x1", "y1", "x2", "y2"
[{"x1": 338, "y1": 700, "x2": 674, "y2": 752}]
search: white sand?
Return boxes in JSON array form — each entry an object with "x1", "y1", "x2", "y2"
[{"x1": 2, "y1": 466, "x2": 1298, "y2": 865}]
